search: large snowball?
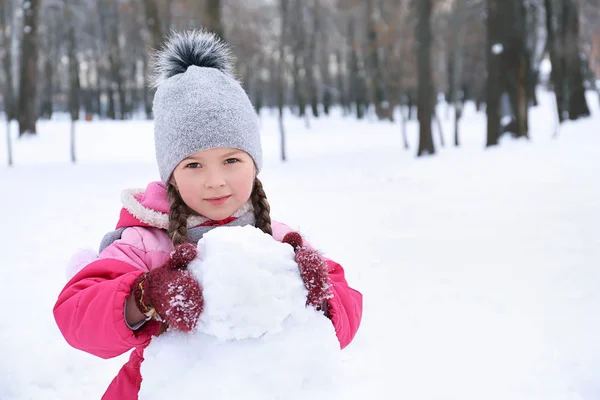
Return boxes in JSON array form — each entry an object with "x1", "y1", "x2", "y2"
[{"x1": 140, "y1": 226, "x2": 340, "y2": 400}]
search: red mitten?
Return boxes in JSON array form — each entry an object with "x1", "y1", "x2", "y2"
[
  {"x1": 132, "y1": 243, "x2": 203, "y2": 331},
  {"x1": 283, "y1": 232, "x2": 332, "y2": 313}
]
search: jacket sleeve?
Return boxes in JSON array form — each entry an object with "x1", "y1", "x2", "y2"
[
  {"x1": 324, "y1": 258, "x2": 363, "y2": 349},
  {"x1": 53, "y1": 228, "x2": 165, "y2": 359}
]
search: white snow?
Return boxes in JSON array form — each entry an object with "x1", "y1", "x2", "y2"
[
  {"x1": 492, "y1": 43, "x2": 504, "y2": 54},
  {"x1": 192, "y1": 226, "x2": 308, "y2": 340},
  {"x1": 540, "y1": 58, "x2": 552, "y2": 75},
  {"x1": 140, "y1": 226, "x2": 339, "y2": 399},
  {"x1": 1, "y1": 89, "x2": 599, "y2": 399}
]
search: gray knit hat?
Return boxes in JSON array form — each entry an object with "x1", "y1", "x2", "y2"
[{"x1": 151, "y1": 30, "x2": 262, "y2": 184}]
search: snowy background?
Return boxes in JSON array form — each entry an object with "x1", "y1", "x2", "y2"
[{"x1": 1, "y1": 90, "x2": 599, "y2": 399}]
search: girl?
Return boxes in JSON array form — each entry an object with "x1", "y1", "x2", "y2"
[{"x1": 53, "y1": 30, "x2": 363, "y2": 400}]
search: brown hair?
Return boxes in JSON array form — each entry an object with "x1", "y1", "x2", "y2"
[
  {"x1": 167, "y1": 177, "x2": 272, "y2": 246},
  {"x1": 167, "y1": 184, "x2": 194, "y2": 247},
  {"x1": 250, "y1": 177, "x2": 272, "y2": 236}
]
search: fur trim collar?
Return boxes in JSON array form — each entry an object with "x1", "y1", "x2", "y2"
[{"x1": 120, "y1": 188, "x2": 253, "y2": 230}]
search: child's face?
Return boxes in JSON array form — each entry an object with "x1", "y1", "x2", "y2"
[{"x1": 171, "y1": 147, "x2": 256, "y2": 221}]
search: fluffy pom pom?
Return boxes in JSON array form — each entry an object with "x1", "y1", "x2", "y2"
[
  {"x1": 282, "y1": 231, "x2": 303, "y2": 251},
  {"x1": 151, "y1": 30, "x2": 234, "y2": 88}
]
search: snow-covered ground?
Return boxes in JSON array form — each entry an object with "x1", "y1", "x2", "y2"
[{"x1": 1, "y1": 90, "x2": 599, "y2": 399}]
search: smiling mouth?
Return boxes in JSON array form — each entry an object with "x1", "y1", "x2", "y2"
[
  {"x1": 204, "y1": 195, "x2": 231, "y2": 206},
  {"x1": 205, "y1": 195, "x2": 231, "y2": 201}
]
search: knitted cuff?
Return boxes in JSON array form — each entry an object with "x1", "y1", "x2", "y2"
[{"x1": 132, "y1": 273, "x2": 159, "y2": 320}]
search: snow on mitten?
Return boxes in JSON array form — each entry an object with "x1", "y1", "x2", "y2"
[
  {"x1": 282, "y1": 232, "x2": 332, "y2": 314},
  {"x1": 132, "y1": 243, "x2": 203, "y2": 331}
]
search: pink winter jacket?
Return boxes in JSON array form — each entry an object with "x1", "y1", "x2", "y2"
[{"x1": 53, "y1": 181, "x2": 363, "y2": 400}]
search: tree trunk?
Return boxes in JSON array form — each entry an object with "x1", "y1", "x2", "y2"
[
  {"x1": 105, "y1": 4, "x2": 126, "y2": 120},
  {"x1": 67, "y1": 8, "x2": 80, "y2": 163},
  {"x1": 67, "y1": 28, "x2": 81, "y2": 118},
  {"x1": 83, "y1": 59, "x2": 94, "y2": 118},
  {"x1": 366, "y1": 0, "x2": 392, "y2": 121},
  {"x1": 129, "y1": 62, "x2": 139, "y2": 118},
  {"x1": 5, "y1": 119, "x2": 12, "y2": 166},
  {"x1": 348, "y1": 17, "x2": 366, "y2": 119},
  {"x1": 564, "y1": 0, "x2": 590, "y2": 120},
  {"x1": 18, "y1": 0, "x2": 41, "y2": 135},
  {"x1": 107, "y1": 84, "x2": 116, "y2": 120},
  {"x1": 505, "y1": 0, "x2": 529, "y2": 139},
  {"x1": 205, "y1": 0, "x2": 224, "y2": 41},
  {"x1": 416, "y1": 0, "x2": 435, "y2": 156},
  {"x1": 94, "y1": 70, "x2": 103, "y2": 118},
  {"x1": 485, "y1": 0, "x2": 529, "y2": 141},
  {"x1": 291, "y1": 0, "x2": 306, "y2": 117},
  {"x1": 451, "y1": 0, "x2": 465, "y2": 147},
  {"x1": 142, "y1": 48, "x2": 152, "y2": 119},
  {"x1": 278, "y1": 0, "x2": 289, "y2": 162},
  {"x1": 545, "y1": 0, "x2": 567, "y2": 122},
  {"x1": 142, "y1": 0, "x2": 163, "y2": 50},
  {"x1": 0, "y1": 0, "x2": 16, "y2": 122},
  {"x1": 318, "y1": 11, "x2": 332, "y2": 116},
  {"x1": 336, "y1": 51, "x2": 349, "y2": 114},
  {"x1": 40, "y1": 56, "x2": 54, "y2": 119},
  {"x1": 514, "y1": 55, "x2": 529, "y2": 137},
  {"x1": 141, "y1": 0, "x2": 163, "y2": 119},
  {"x1": 292, "y1": 51, "x2": 306, "y2": 117},
  {"x1": 400, "y1": 103, "x2": 409, "y2": 150},
  {"x1": 306, "y1": 2, "x2": 319, "y2": 118},
  {"x1": 486, "y1": 0, "x2": 502, "y2": 147},
  {"x1": 434, "y1": 112, "x2": 445, "y2": 148}
]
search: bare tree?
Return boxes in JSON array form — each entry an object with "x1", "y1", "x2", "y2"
[
  {"x1": 141, "y1": 0, "x2": 163, "y2": 49},
  {"x1": 563, "y1": 0, "x2": 590, "y2": 120},
  {"x1": 205, "y1": 0, "x2": 224, "y2": 40},
  {"x1": 545, "y1": 0, "x2": 590, "y2": 122},
  {"x1": 486, "y1": 0, "x2": 501, "y2": 147},
  {"x1": 39, "y1": 6, "x2": 61, "y2": 120},
  {"x1": 278, "y1": 0, "x2": 289, "y2": 162},
  {"x1": 0, "y1": 0, "x2": 15, "y2": 165},
  {"x1": 316, "y1": 0, "x2": 332, "y2": 115},
  {"x1": 290, "y1": 0, "x2": 307, "y2": 117},
  {"x1": 524, "y1": 0, "x2": 546, "y2": 106},
  {"x1": 306, "y1": 0, "x2": 320, "y2": 117},
  {"x1": 365, "y1": 0, "x2": 392, "y2": 121},
  {"x1": 66, "y1": 0, "x2": 80, "y2": 163},
  {"x1": 416, "y1": 0, "x2": 435, "y2": 156},
  {"x1": 451, "y1": 0, "x2": 465, "y2": 147},
  {"x1": 485, "y1": 0, "x2": 529, "y2": 145},
  {"x1": 18, "y1": 0, "x2": 41, "y2": 135},
  {"x1": 510, "y1": 0, "x2": 529, "y2": 139},
  {"x1": 140, "y1": 0, "x2": 163, "y2": 118},
  {"x1": 347, "y1": 14, "x2": 367, "y2": 119}
]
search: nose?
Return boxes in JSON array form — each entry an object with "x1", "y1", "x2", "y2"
[{"x1": 204, "y1": 168, "x2": 226, "y2": 189}]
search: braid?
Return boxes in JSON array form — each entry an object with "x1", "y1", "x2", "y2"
[
  {"x1": 167, "y1": 184, "x2": 193, "y2": 246},
  {"x1": 251, "y1": 177, "x2": 272, "y2": 236}
]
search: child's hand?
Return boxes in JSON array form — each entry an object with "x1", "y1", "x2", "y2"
[
  {"x1": 132, "y1": 243, "x2": 203, "y2": 332},
  {"x1": 282, "y1": 232, "x2": 332, "y2": 314}
]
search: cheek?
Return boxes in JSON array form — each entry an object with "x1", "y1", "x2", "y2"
[
  {"x1": 234, "y1": 168, "x2": 255, "y2": 198},
  {"x1": 177, "y1": 180, "x2": 204, "y2": 203}
]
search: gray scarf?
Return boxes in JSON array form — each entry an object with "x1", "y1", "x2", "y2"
[{"x1": 99, "y1": 209, "x2": 255, "y2": 253}]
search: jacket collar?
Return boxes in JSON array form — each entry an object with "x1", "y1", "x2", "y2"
[{"x1": 116, "y1": 181, "x2": 252, "y2": 230}]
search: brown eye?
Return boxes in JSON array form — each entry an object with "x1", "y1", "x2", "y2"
[
  {"x1": 186, "y1": 163, "x2": 201, "y2": 168},
  {"x1": 225, "y1": 158, "x2": 239, "y2": 164}
]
